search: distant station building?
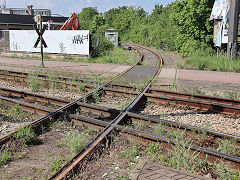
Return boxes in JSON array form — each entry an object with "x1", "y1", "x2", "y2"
[
  {"x1": 105, "y1": 29, "x2": 118, "y2": 47},
  {"x1": 0, "y1": 6, "x2": 51, "y2": 16},
  {"x1": 0, "y1": 4, "x2": 67, "y2": 30}
]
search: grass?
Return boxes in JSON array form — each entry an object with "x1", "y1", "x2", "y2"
[
  {"x1": 119, "y1": 144, "x2": 140, "y2": 162},
  {"x1": 133, "y1": 121, "x2": 150, "y2": 132},
  {"x1": 142, "y1": 125, "x2": 240, "y2": 179},
  {"x1": 181, "y1": 54, "x2": 240, "y2": 73},
  {"x1": 51, "y1": 158, "x2": 65, "y2": 172},
  {"x1": 224, "y1": 90, "x2": 239, "y2": 99},
  {"x1": 57, "y1": 131, "x2": 89, "y2": 155},
  {"x1": 10, "y1": 103, "x2": 25, "y2": 120},
  {"x1": 88, "y1": 47, "x2": 135, "y2": 64},
  {"x1": 77, "y1": 81, "x2": 86, "y2": 92},
  {"x1": 60, "y1": 47, "x2": 134, "y2": 65},
  {"x1": 0, "y1": 151, "x2": 12, "y2": 167},
  {"x1": 0, "y1": 102, "x2": 32, "y2": 123},
  {"x1": 217, "y1": 138, "x2": 240, "y2": 156},
  {"x1": 28, "y1": 73, "x2": 40, "y2": 92},
  {"x1": 47, "y1": 73, "x2": 61, "y2": 91},
  {"x1": 153, "y1": 122, "x2": 165, "y2": 137},
  {"x1": 14, "y1": 126, "x2": 39, "y2": 145}
]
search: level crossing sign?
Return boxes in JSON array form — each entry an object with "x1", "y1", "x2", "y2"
[{"x1": 33, "y1": 23, "x2": 48, "y2": 48}]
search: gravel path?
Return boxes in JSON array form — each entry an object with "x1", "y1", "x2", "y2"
[{"x1": 139, "y1": 102, "x2": 240, "y2": 136}]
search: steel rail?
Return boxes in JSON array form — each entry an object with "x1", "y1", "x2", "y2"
[
  {"x1": 2, "y1": 72, "x2": 240, "y2": 116},
  {"x1": 0, "y1": 86, "x2": 70, "y2": 106},
  {"x1": 49, "y1": 42, "x2": 163, "y2": 179},
  {"x1": 69, "y1": 115, "x2": 240, "y2": 169},
  {"x1": 3, "y1": 72, "x2": 240, "y2": 109},
  {"x1": 0, "y1": 42, "x2": 143, "y2": 148},
  {"x1": 1, "y1": 70, "x2": 240, "y2": 115},
  {"x1": 1, "y1": 95, "x2": 240, "y2": 170},
  {"x1": 103, "y1": 88, "x2": 240, "y2": 115},
  {"x1": 149, "y1": 88, "x2": 240, "y2": 107},
  {"x1": 1, "y1": 92, "x2": 240, "y2": 143},
  {"x1": 2, "y1": 43, "x2": 239, "y2": 178}
]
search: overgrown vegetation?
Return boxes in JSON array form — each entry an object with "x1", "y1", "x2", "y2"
[
  {"x1": 0, "y1": 101, "x2": 33, "y2": 123},
  {"x1": 0, "y1": 151, "x2": 12, "y2": 167},
  {"x1": 77, "y1": 1, "x2": 214, "y2": 57},
  {"x1": 57, "y1": 130, "x2": 90, "y2": 155},
  {"x1": 75, "y1": 1, "x2": 240, "y2": 72},
  {"x1": 28, "y1": 73, "x2": 40, "y2": 92},
  {"x1": 51, "y1": 158, "x2": 65, "y2": 172},
  {"x1": 178, "y1": 54, "x2": 240, "y2": 72},
  {"x1": 14, "y1": 126, "x2": 39, "y2": 145}
]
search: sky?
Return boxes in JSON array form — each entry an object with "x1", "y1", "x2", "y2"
[{"x1": 3, "y1": 0, "x2": 175, "y2": 16}]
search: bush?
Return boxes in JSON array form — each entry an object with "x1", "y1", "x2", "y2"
[{"x1": 90, "y1": 31, "x2": 114, "y2": 57}]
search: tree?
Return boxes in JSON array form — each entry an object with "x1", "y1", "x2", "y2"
[
  {"x1": 171, "y1": 0, "x2": 214, "y2": 56},
  {"x1": 77, "y1": 7, "x2": 99, "y2": 30}
]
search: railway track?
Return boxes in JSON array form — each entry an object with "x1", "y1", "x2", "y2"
[
  {"x1": 0, "y1": 42, "x2": 240, "y2": 179},
  {"x1": 1, "y1": 71, "x2": 240, "y2": 115},
  {"x1": 2, "y1": 95, "x2": 240, "y2": 171},
  {"x1": 1, "y1": 87, "x2": 239, "y2": 140}
]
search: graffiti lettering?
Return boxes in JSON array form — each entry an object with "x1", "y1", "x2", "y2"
[
  {"x1": 12, "y1": 42, "x2": 20, "y2": 50},
  {"x1": 72, "y1": 35, "x2": 89, "y2": 44},
  {"x1": 58, "y1": 42, "x2": 66, "y2": 53}
]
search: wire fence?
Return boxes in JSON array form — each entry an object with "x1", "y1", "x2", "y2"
[{"x1": 0, "y1": 30, "x2": 10, "y2": 51}]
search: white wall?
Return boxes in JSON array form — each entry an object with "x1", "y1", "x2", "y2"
[{"x1": 9, "y1": 30, "x2": 89, "y2": 55}]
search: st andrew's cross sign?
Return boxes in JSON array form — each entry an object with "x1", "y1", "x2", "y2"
[{"x1": 33, "y1": 23, "x2": 48, "y2": 48}]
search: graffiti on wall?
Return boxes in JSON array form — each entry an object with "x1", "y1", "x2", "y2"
[
  {"x1": 72, "y1": 35, "x2": 89, "y2": 44},
  {"x1": 9, "y1": 30, "x2": 90, "y2": 55}
]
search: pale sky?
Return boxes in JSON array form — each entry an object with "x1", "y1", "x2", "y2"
[{"x1": 3, "y1": 0, "x2": 175, "y2": 16}]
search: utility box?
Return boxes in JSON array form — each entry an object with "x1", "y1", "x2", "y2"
[{"x1": 105, "y1": 29, "x2": 118, "y2": 47}]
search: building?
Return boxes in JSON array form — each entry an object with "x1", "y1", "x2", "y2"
[
  {"x1": 0, "y1": 14, "x2": 68, "y2": 30},
  {"x1": 0, "y1": 7, "x2": 51, "y2": 16},
  {"x1": 105, "y1": 29, "x2": 118, "y2": 47}
]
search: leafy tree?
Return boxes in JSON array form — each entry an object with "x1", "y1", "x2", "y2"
[
  {"x1": 79, "y1": 1, "x2": 216, "y2": 57},
  {"x1": 90, "y1": 14, "x2": 106, "y2": 33},
  {"x1": 171, "y1": 0, "x2": 214, "y2": 56},
  {"x1": 77, "y1": 7, "x2": 99, "y2": 30}
]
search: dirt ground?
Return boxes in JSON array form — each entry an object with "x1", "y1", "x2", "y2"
[{"x1": 0, "y1": 121, "x2": 98, "y2": 180}]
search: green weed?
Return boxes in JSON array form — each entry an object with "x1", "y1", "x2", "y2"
[
  {"x1": 175, "y1": 60, "x2": 184, "y2": 69},
  {"x1": 225, "y1": 90, "x2": 238, "y2": 99},
  {"x1": 77, "y1": 82, "x2": 85, "y2": 92},
  {"x1": 119, "y1": 144, "x2": 139, "y2": 162},
  {"x1": 0, "y1": 151, "x2": 12, "y2": 167},
  {"x1": 14, "y1": 126, "x2": 38, "y2": 145},
  {"x1": 10, "y1": 104, "x2": 25, "y2": 120},
  {"x1": 44, "y1": 54, "x2": 51, "y2": 60},
  {"x1": 185, "y1": 54, "x2": 240, "y2": 73},
  {"x1": 133, "y1": 120, "x2": 150, "y2": 131},
  {"x1": 192, "y1": 87, "x2": 205, "y2": 95},
  {"x1": 58, "y1": 131, "x2": 88, "y2": 155},
  {"x1": 153, "y1": 122, "x2": 165, "y2": 137},
  {"x1": 217, "y1": 138, "x2": 239, "y2": 156},
  {"x1": 28, "y1": 74, "x2": 40, "y2": 92},
  {"x1": 145, "y1": 143, "x2": 163, "y2": 160},
  {"x1": 51, "y1": 158, "x2": 65, "y2": 172}
]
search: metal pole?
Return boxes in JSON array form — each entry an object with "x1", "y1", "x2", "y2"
[
  {"x1": 227, "y1": 0, "x2": 239, "y2": 60},
  {"x1": 40, "y1": 15, "x2": 45, "y2": 68}
]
